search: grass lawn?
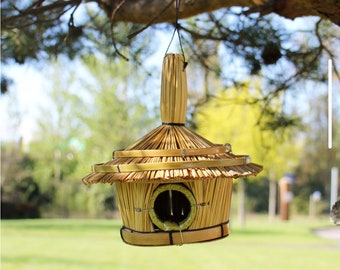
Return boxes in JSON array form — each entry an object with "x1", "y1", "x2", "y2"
[{"x1": 1, "y1": 215, "x2": 339, "y2": 270}]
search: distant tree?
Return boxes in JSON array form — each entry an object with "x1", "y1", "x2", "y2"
[
  {"x1": 1, "y1": 141, "x2": 49, "y2": 218},
  {"x1": 72, "y1": 54, "x2": 158, "y2": 216},
  {"x1": 26, "y1": 54, "x2": 157, "y2": 217},
  {"x1": 78, "y1": 53, "x2": 158, "y2": 163},
  {"x1": 194, "y1": 80, "x2": 302, "y2": 219},
  {"x1": 293, "y1": 90, "x2": 340, "y2": 214},
  {"x1": 195, "y1": 81, "x2": 301, "y2": 176},
  {"x1": 27, "y1": 61, "x2": 86, "y2": 216}
]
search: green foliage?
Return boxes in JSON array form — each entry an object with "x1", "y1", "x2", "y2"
[
  {"x1": 2, "y1": 1, "x2": 72, "y2": 63},
  {"x1": 2, "y1": 3, "x2": 339, "y2": 159},
  {"x1": 181, "y1": 13, "x2": 339, "y2": 131},
  {"x1": 292, "y1": 89, "x2": 340, "y2": 214},
  {"x1": 195, "y1": 81, "x2": 302, "y2": 180},
  {"x1": 17, "y1": 53, "x2": 158, "y2": 217},
  {"x1": 1, "y1": 141, "x2": 51, "y2": 219},
  {"x1": 73, "y1": 54, "x2": 158, "y2": 170},
  {"x1": 1, "y1": 1, "x2": 156, "y2": 66},
  {"x1": 244, "y1": 179, "x2": 270, "y2": 212}
]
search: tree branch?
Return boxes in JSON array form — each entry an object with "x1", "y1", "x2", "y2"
[
  {"x1": 103, "y1": 0, "x2": 340, "y2": 26},
  {"x1": 2, "y1": 0, "x2": 82, "y2": 27}
]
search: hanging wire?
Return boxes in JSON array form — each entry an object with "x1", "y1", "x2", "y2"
[
  {"x1": 110, "y1": 0, "x2": 129, "y2": 61},
  {"x1": 165, "y1": 0, "x2": 188, "y2": 69},
  {"x1": 110, "y1": 0, "x2": 187, "y2": 66},
  {"x1": 68, "y1": 3, "x2": 80, "y2": 27},
  {"x1": 64, "y1": 2, "x2": 81, "y2": 42},
  {"x1": 128, "y1": 1, "x2": 174, "y2": 39}
]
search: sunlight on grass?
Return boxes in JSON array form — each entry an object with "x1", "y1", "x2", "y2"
[{"x1": 1, "y1": 216, "x2": 339, "y2": 270}]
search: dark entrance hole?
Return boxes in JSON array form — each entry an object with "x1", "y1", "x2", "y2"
[{"x1": 154, "y1": 190, "x2": 191, "y2": 224}]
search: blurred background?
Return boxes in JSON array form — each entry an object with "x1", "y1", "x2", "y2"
[{"x1": 1, "y1": 0, "x2": 339, "y2": 222}]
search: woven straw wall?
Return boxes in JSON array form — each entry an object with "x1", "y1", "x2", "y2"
[{"x1": 115, "y1": 178, "x2": 233, "y2": 233}]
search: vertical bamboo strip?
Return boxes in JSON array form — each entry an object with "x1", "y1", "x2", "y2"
[{"x1": 161, "y1": 54, "x2": 187, "y2": 124}]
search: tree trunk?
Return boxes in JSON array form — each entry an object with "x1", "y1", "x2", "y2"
[
  {"x1": 268, "y1": 180, "x2": 277, "y2": 223},
  {"x1": 237, "y1": 178, "x2": 246, "y2": 227}
]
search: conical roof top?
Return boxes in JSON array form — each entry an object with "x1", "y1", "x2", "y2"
[{"x1": 82, "y1": 54, "x2": 262, "y2": 185}]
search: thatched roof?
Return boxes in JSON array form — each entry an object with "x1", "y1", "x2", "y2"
[
  {"x1": 82, "y1": 125, "x2": 262, "y2": 184},
  {"x1": 82, "y1": 54, "x2": 262, "y2": 185}
]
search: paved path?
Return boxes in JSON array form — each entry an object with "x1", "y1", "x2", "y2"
[{"x1": 312, "y1": 226, "x2": 340, "y2": 242}]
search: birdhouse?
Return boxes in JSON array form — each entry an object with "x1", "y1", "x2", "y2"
[{"x1": 82, "y1": 54, "x2": 262, "y2": 246}]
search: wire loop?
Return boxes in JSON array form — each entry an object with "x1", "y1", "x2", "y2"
[{"x1": 164, "y1": 0, "x2": 187, "y2": 70}]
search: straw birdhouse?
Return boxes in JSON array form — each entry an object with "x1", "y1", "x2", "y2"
[{"x1": 83, "y1": 54, "x2": 262, "y2": 246}]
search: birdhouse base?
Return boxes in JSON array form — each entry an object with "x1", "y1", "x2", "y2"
[{"x1": 120, "y1": 221, "x2": 229, "y2": 246}]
